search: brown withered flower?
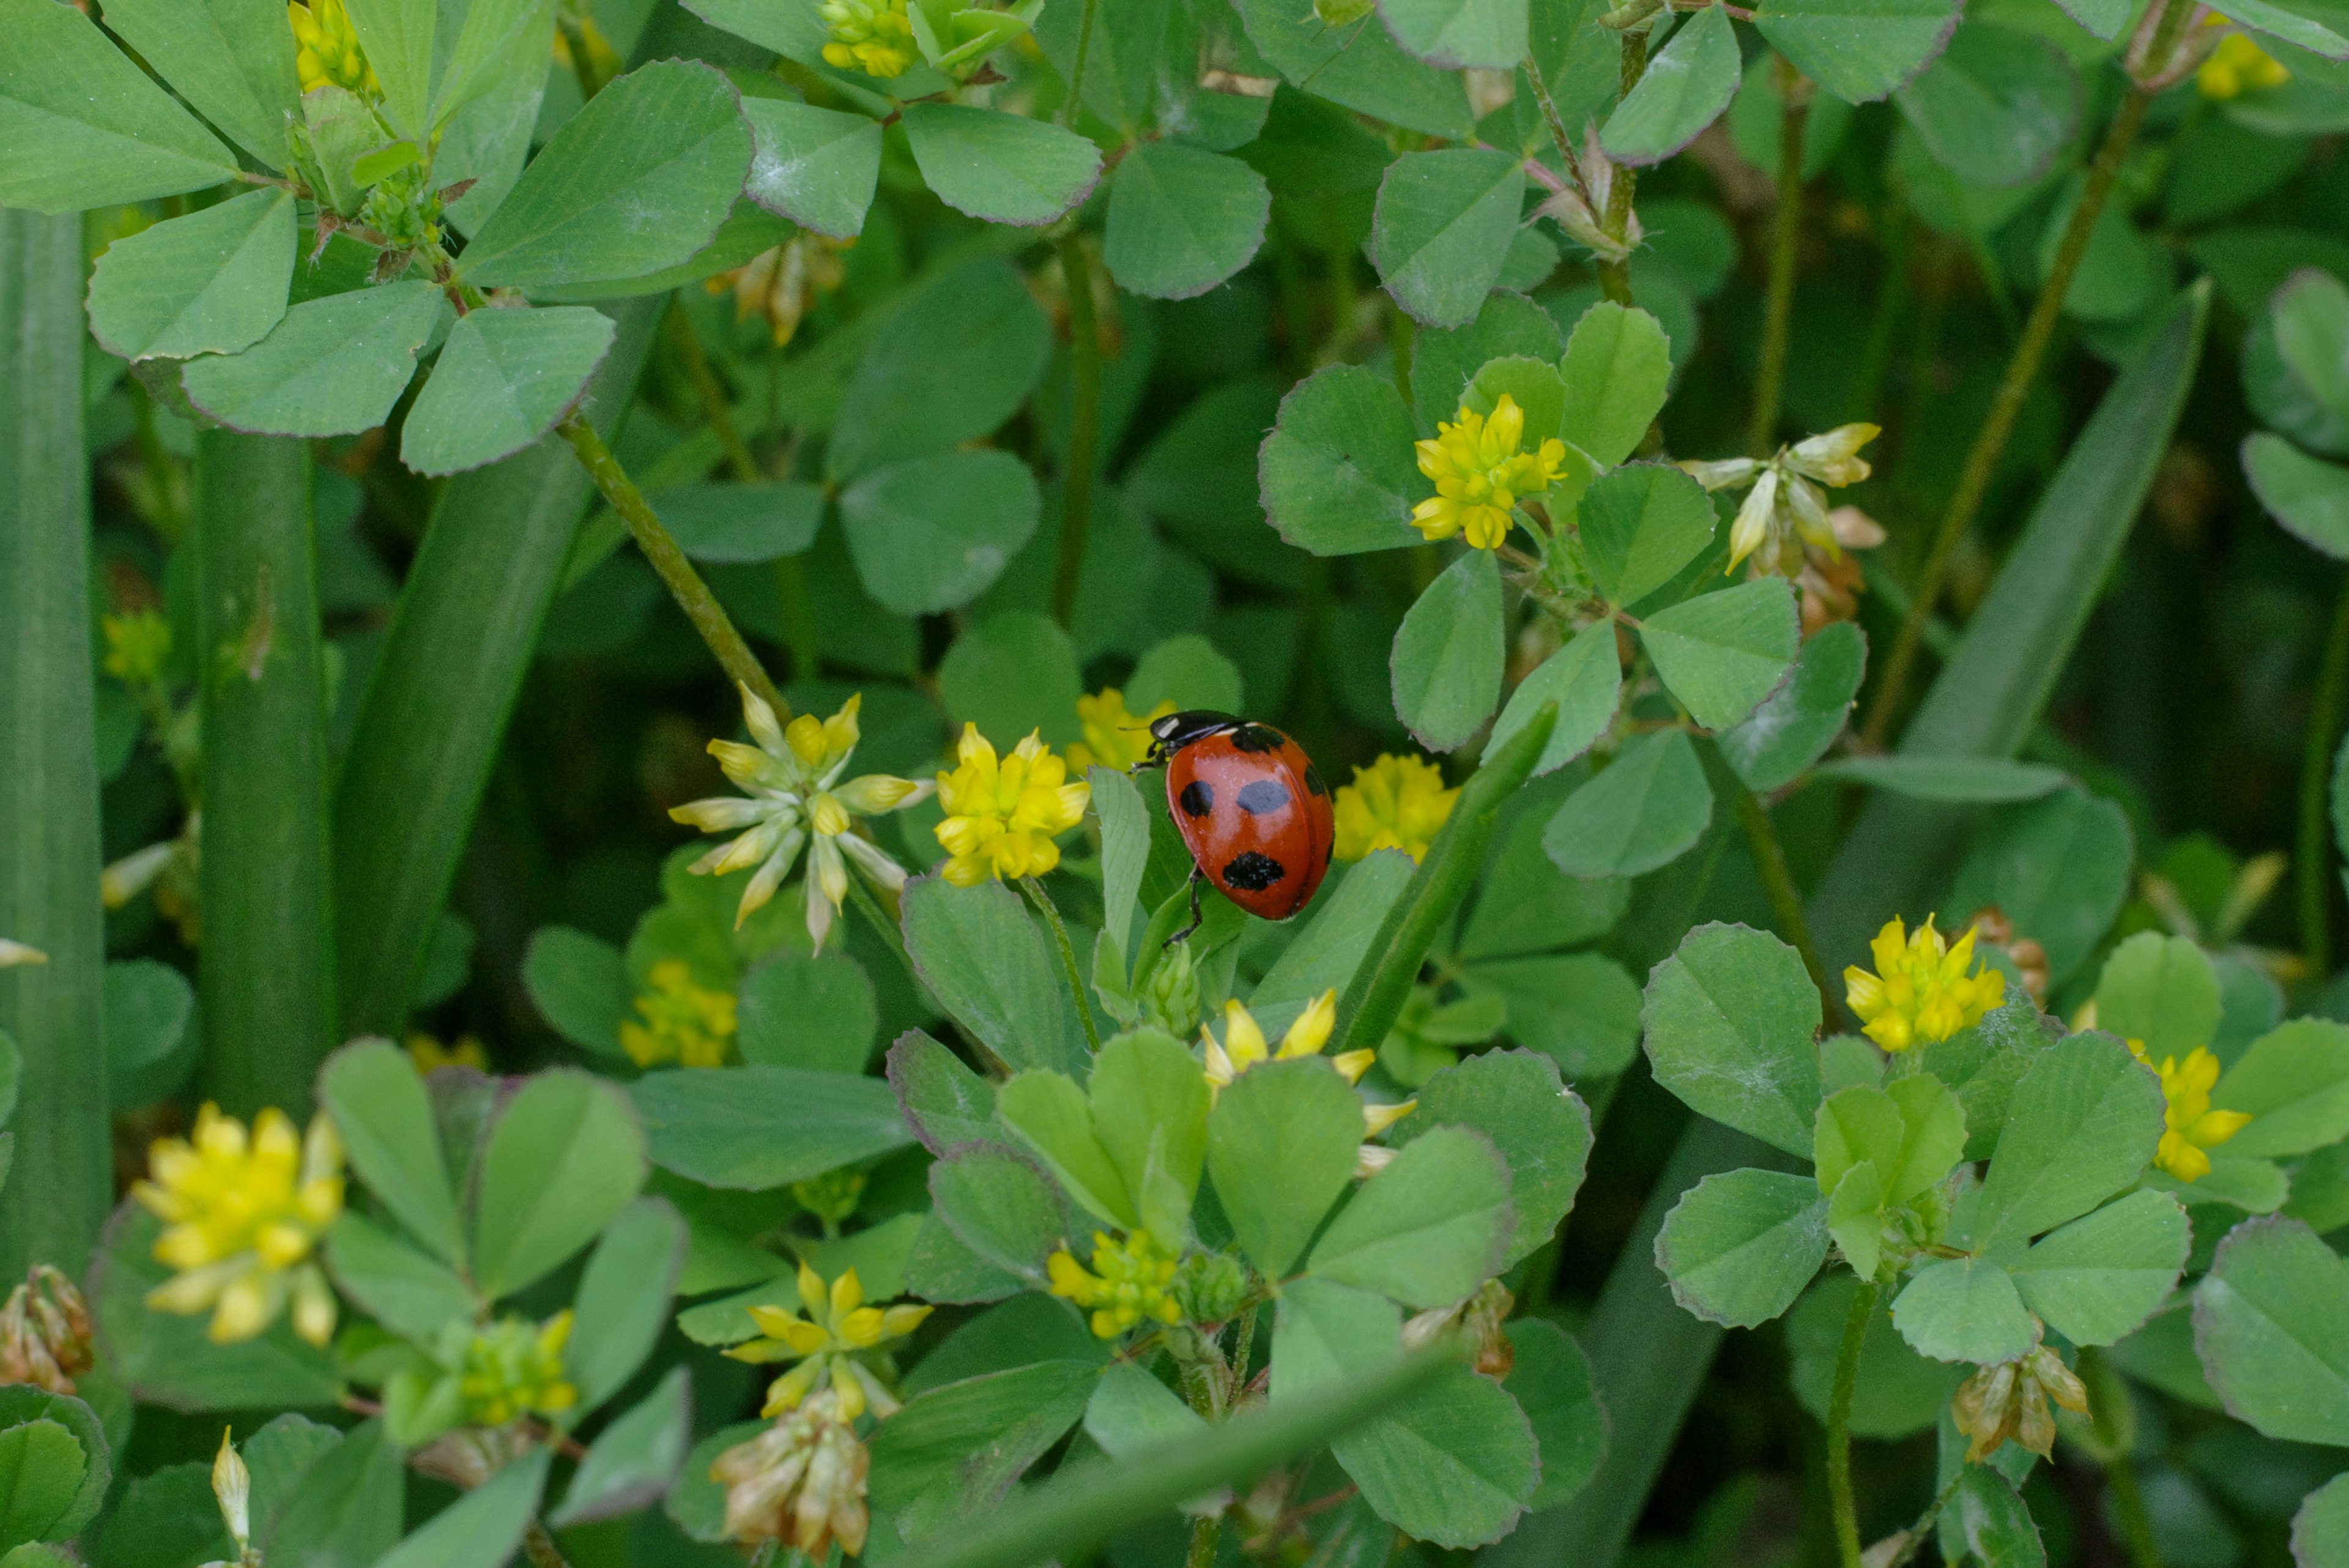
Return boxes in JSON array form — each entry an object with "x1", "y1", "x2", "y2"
[
  {"x1": 707, "y1": 234, "x2": 852, "y2": 348},
  {"x1": 711, "y1": 1384, "x2": 871, "y2": 1558},
  {"x1": 0, "y1": 1265, "x2": 94, "y2": 1395},
  {"x1": 1950, "y1": 1325, "x2": 2088, "y2": 1463},
  {"x1": 1964, "y1": 906, "x2": 2050, "y2": 1006}
]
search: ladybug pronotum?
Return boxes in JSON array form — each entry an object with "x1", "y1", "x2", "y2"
[{"x1": 1140, "y1": 710, "x2": 1335, "y2": 942}]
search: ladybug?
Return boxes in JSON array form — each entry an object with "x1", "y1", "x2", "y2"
[{"x1": 1140, "y1": 711, "x2": 1335, "y2": 941}]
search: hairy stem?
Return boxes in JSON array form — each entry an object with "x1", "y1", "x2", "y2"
[
  {"x1": 1748, "y1": 61, "x2": 1808, "y2": 458},
  {"x1": 1878, "y1": 1469, "x2": 1968, "y2": 1568},
  {"x1": 1827, "y1": 1279, "x2": 1878, "y2": 1568},
  {"x1": 522, "y1": 1521, "x2": 574, "y2": 1568},
  {"x1": 1594, "y1": 28, "x2": 1650, "y2": 307},
  {"x1": 557, "y1": 412, "x2": 787, "y2": 718},
  {"x1": 1864, "y1": 0, "x2": 2195, "y2": 746},
  {"x1": 1731, "y1": 776, "x2": 1845, "y2": 1031},
  {"x1": 1022, "y1": 874, "x2": 1102, "y2": 1053},
  {"x1": 2301, "y1": 570, "x2": 2349, "y2": 976},
  {"x1": 1052, "y1": 232, "x2": 1103, "y2": 628},
  {"x1": 1185, "y1": 1513, "x2": 1223, "y2": 1568}
]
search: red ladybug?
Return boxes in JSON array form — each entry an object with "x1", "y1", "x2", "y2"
[{"x1": 1141, "y1": 711, "x2": 1335, "y2": 940}]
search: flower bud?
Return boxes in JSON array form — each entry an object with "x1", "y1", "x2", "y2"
[
  {"x1": 1140, "y1": 938, "x2": 1202, "y2": 1038},
  {"x1": 1172, "y1": 1251, "x2": 1250, "y2": 1326}
]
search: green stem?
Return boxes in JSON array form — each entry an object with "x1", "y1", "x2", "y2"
[
  {"x1": 773, "y1": 554, "x2": 821, "y2": 685},
  {"x1": 1848, "y1": 191, "x2": 1912, "y2": 428},
  {"x1": 2080, "y1": 1344, "x2": 2161, "y2": 1568},
  {"x1": 1729, "y1": 776, "x2": 1845, "y2": 1031},
  {"x1": 128, "y1": 376, "x2": 186, "y2": 541},
  {"x1": 1052, "y1": 232, "x2": 1102, "y2": 628},
  {"x1": 1061, "y1": 0, "x2": 1099, "y2": 123},
  {"x1": 1748, "y1": 61, "x2": 1808, "y2": 458},
  {"x1": 1863, "y1": 0, "x2": 2195, "y2": 748},
  {"x1": 1389, "y1": 302, "x2": 1416, "y2": 412},
  {"x1": 557, "y1": 412, "x2": 787, "y2": 718},
  {"x1": 1184, "y1": 1513, "x2": 1222, "y2": 1568},
  {"x1": 2300, "y1": 570, "x2": 2349, "y2": 978},
  {"x1": 1021, "y1": 874, "x2": 1101, "y2": 1054},
  {"x1": 1877, "y1": 1469, "x2": 1968, "y2": 1568},
  {"x1": 1826, "y1": 1278, "x2": 1879, "y2": 1568},
  {"x1": 1594, "y1": 28, "x2": 1649, "y2": 308},
  {"x1": 521, "y1": 1520, "x2": 574, "y2": 1568}
]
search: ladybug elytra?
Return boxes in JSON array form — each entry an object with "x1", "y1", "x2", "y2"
[{"x1": 1140, "y1": 711, "x2": 1335, "y2": 942}]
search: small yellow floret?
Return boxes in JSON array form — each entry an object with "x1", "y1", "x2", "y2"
[
  {"x1": 2199, "y1": 28, "x2": 2290, "y2": 98},
  {"x1": 933, "y1": 724, "x2": 1091, "y2": 885},
  {"x1": 1411, "y1": 395, "x2": 1568, "y2": 550},
  {"x1": 288, "y1": 0, "x2": 378, "y2": 95},
  {"x1": 102, "y1": 611, "x2": 172, "y2": 686},
  {"x1": 2126, "y1": 1040, "x2": 2252, "y2": 1182},
  {"x1": 1066, "y1": 689, "x2": 1175, "y2": 775},
  {"x1": 818, "y1": 0, "x2": 918, "y2": 77},
  {"x1": 458, "y1": 1311, "x2": 579, "y2": 1427},
  {"x1": 619, "y1": 959, "x2": 737, "y2": 1069},
  {"x1": 1333, "y1": 754, "x2": 1458, "y2": 863},
  {"x1": 1842, "y1": 915, "x2": 2006, "y2": 1052},
  {"x1": 405, "y1": 1032, "x2": 489, "y2": 1075},
  {"x1": 1047, "y1": 1230, "x2": 1184, "y2": 1339}
]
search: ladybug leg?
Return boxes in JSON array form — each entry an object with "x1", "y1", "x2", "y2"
[{"x1": 1165, "y1": 868, "x2": 1205, "y2": 948}]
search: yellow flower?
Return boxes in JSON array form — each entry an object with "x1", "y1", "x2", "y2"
[
  {"x1": 1332, "y1": 754, "x2": 1458, "y2": 863},
  {"x1": 405, "y1": 1032, "x2": 489, "y2": 1076},
  {"x1": 1411, "y1": 395, "x2": 1568, "y2": 550},
  {"x1": 726, "y1": 1262, "x2": 932, "y2": 1421},
  {"x1": 819, "y1": 0, "x2": 918, "y2": 77},
  {"x1": 1842, "y1": 915, "x2": 2006, "y2": 1052},
  {"x1": 933, "y1": 724, "x2": 1091, "y2": 886},
  {"x1": 288, "y1": 0, "x2": 377, "y2": 95},
  {"x1": 1200, "y1": 995, "x2": 1411, "y2": 1170},
  {"x1": 1047, "y1": 1230, "x2": 1184, "y2": 1339},
  {"x1": 458, "y1": 1311, "x2": 579, "y2": 1427},
  {"x1": 672, "y1": 685, "x2": 931, "y2": 945},
  {"x1": 102, "y1": 611, "x2": 172, "y2": 686},
  {"x1": 1065, "y1": 689, "x2": 1175, "y2": 775},
  {"x1": 2125, "y1": 1040, "x2": 2252, "y2": 1183},
  {"x1": 133, "y1": 1104, "x2": 344, "y2": 1346},
  {"x1": 2200, "y1": 28, "x2": 2290, "y2": 98},
  {"x1": 619, "y1": 959, "x2": 736, "y2": 1069}
]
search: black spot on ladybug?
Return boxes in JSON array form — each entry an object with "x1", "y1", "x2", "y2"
[
  {"x1": 1222, "y1": 851, "x2": 1285, "y2": 891},
  {"x1": 1304, "y1": 764, "x2": 1328, "y2": 797},
  {"x1": 1230, "y1": 724, "x2": 1283, "y2": 754},
  {"x1": 1179, "y1": 780, "x2": 1214, "y2": 818},
  {"x1": 1236, "y1": 779, "x2": 1289, "y2": 816}
]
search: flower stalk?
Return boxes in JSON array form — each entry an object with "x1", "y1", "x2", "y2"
[
  {"x1": 1748, "y1": 57, "x2": 1810, "y2": 458},
  {"x1": 1022, "y1": 874, "x2": 1102, "y2": 1053},
  {"x1": 1052, "y1": 231, "x2": 1104, "y2": 629},
  {"x1": 1825, "y1": 1279, "x2": 1877, "y2": 1568}
]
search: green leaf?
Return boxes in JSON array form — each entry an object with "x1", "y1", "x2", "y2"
[
  {"x1": 94, "y1": 1206, "x2": 343, "y2": 1410},
  {"x1": 1753, "y1": 0, "x2": 1962, "y2": 104},
  {"x1": 1944, "y1": 787, "x2": 2133, "y2": 990},
  {"x1": 1655, "y1": 1167, "x2": 1830, "y2": 1327},
  {"x1": 1975, "y1": 1033, "x2": 2165, "y2": 1247},
  {"x1": 841, "y1": 450, "x2": 1041, "y2": 615},
  {"x1": 1258, "y1": 365, "x2": 1425, "y2": 557},
  {"x1": 737, "y1": 951, "x2": 876, "y2": 1074},
  {"x1": 1641, "y1": 577, "x2": 1800, "y2": 731},
  {"x1": 1207, "y1": 1057, "x2": 1365, "y2": 1280},
  {"x1": 431, "y1": 0, "x2": 551, "y2": 132},
  {"x1": 1371, "y1": 149, "x2": 1527, "y2": 330},
  {"x1": 1579, "y1": 463, "x2": 1716, "y2": 609},
  {"x1": 1719, "y1": 619, "x2": 1865, "y2": 792},
  {"x1": 1084, "y1": 1362, "x2": 1206, "y2": 1463},
  {"x1": 829, "y1": 259, "x2": 1052, "y2": 480},
  {"x1": 867, "y1": 1362, "x2": 1098, "y2": 1539},
  {"x1": 324, "y1": 1211, "x2": 477, "y2": 1343},
  {"x1": 1377, "y1": 0, "x2": 1526, "y2": 68},
  {"x1": 2276, "y1": 269, "x2": 2349, "y2": 431},
  {"x1": 740, "y1": 99, "x2": 883, "y2": 239},
  {"x1": 901, "y1": 876, "x2": 1089, "y2": 1077},
  {"x1": 656, "y1": 481, "x2": 826, "y2": 563},
  {"x1": 1891, "y1": 1257, "x2": 2035, "y2": 1364},
  {"x1": 2008, "y1": 1188, "x2": 2188, "y2": 1347},
  {"x1": 2216, "y1": 1019, "x2": 2349, "y2": 1157},
  {"x1": 2094, "y1": 932, "x2": 2220, "y2": 1061},
  {"x1": 318, "y1": 1039, "x2": 464, "y2": 1263},
  {"x1": 399, "y1": 305, "x2": 614, "y2": 475},
  {"x1": 1894, "y1": 22, "x2": 2079, "y2": 188},
  {"x1": 900, "y1": 104, "x2": 1102, "y2": 227},
  {"x1": 998, "y1": 1070, "x2": 1132, "y2": 1227},
  {"x1": 1231, "y1": 0, "x2": 1474, "y2": 140},
  {"x1": 630, "y1": 1064, "x2": 913, "y2": 1189},
  {"x1": 1485, "y1": 620, "x2": 1623, "y2": 777},
  {"x1": 2294, "y1": 1473, "x2": 2349, "y2": 1566},
  {"x1": 1942, "y1": 1466, "x2": 2046, "y2": 1568},
  {"x1": 1787, "y1": 1275, "x2": 1962, "y2": 1438},
  {"x1": 459, "y1": 60, "x2": 751, "y2": 289},
  {"x1": 1457, "y1": 952, "x2": 1644, "y2": 1079},
  {"x1": 1814, "y1": 1077, "x2": 1965, "y2": 1207},
  {"x1": 180, "y1": 281, "x2": 445, "y2": 437},
  {"x1": 103, "y1": 959, "x2": 192, "y2": 1107},
  {"x1": 1391, "y1": 548, "x2": 1504, "y2": 751},
  {"x1": 2194, "y1": 1216, "x2": 2349, "y2": 1444},
  {"x1": 1308, "y1": 1125, "x2": 1513, "y2": 1307},
  {"x1": 96, "y1": 0, "x2": 299, "y2": 169},
  {"x1": 1127, "y1": 634, "x2": 1247, "y2": 718},
  {"x1": 1246, "y1": 852, "x2": 1414, "y2": 1039},
  {"x1": 0, "y1": 1422, "x2": 83, "y2": 1551},
  {"x1": 373, "y1": 1448, "x2": 548, "y2": 1568},
  {"x1": 0, "y1": 1392, "x2": 103, "y2": 1548},
  {"x1": 2244, "y1": 431, "x2": 2349, "y2": 559},
  {"x1": 567, "y1": 1198, "x2": 688, "y2": 1416},
  {"x1": 1397, "y1": 1049, "x2": 1590, "y2": 1268},
  {"x1": 1825, "y1": 1161, "x2": 1886, "y2": 1280},
  {"x1": 522, "y1": 927, "x2": 629, "y2": 1058},
  {"x1": 1334, "y1": 1360, "x2": 1538, "y2": 1548},
  {"x1": 931, "y1": 1144, "x2": 1069, "y2": 1282},
  {"x1": 1504, "y1": 1318, "x2": 1607, "y2": 1507},
  {"x1": 1543, "y1": 729, "x2": 1713, "y2": 880},
  {"x1": 1272, "y1": 1276, "x2": 1401, "y2": 1401},
  {"x1": 341, "y1": 0, "x2": 435, "y2": 136},
  {"x1": 1555, "y1": 300, "x2": 1671, "y2": 469},
  {"x1": 549, "y1": 1366, "x2": 691, "y2": 1527},
  {"x1": 2217, "y1": 0, "x2": 2349, "y2": 59},
  {"x1": 1915, "y1": 998, "x2": 2059, "y2": 1163},
  {"x1": 0, "y1": 0, "x2": 240, "y2": 211},
  {"x1": 473, "y1": 1070, "x2": 646, "y2": 1297},
  {"x1": 889, "y1": 1028, "x2": 1001, "y2": 1154},
  {"x1": 1104, "y1": 141, "x2": 1272, "y2": 300},
  {"x1": 1088, "y1": 1029, "x2": 1210, "y2": 1245},
  {"x1": 1806, "y1": 755, "x2": 2069, "y2": 801},
  {"x1": 1641, "y1": 922, "x2": 1823, "y2": 1158},
  {"x1": 1599, "y1": 2, "x2": 1740, "y2": 165},
  {"x1": 85, "y1": 189, "x2": 295, "y2": 362},
  {"x1": 1412, "y1": 291, "x2": 1563, "y2": 422}
]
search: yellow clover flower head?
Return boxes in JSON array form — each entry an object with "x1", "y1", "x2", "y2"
[
  {"x1": 1411, "y1": 395, "x2": 1568, "y2": 551},
  {"x1": 1842, "y1": 915, "x2": 2006, "y2": 1052},
  {"x1": 133, "y1": 1103, "x2": 344, "y2": 1347},
  {"x1": 2199, "y1": 24, "x2": 2290, "y2": 98},
  {"x1": 2126, "y1": 1039, "x2": 2251, "y2": 1183},
  {"x1": 405, "y1": 1031, "x2": 489, "y2": 1076},
  {"x1": 1047, "y1": 1230, "x2": 1184, "y2": 1339},
  {"x1": 672, "y1": 684, "x2": 932, "y2": 945},
  {"x1": 726, "y1": 1262, "x2": 932, "y2": 1421},
  {"x1": 458, "y1": 1311, "x2": 579, "y2": 1428},
  {"x1": 102, "y1": 611, "x2": 172, "y2": 686},
  {"x1": 819, "y1": 0, "x2": 918, "y2": 77},
  {"x1": 1200, "y1": 994, "x2": 1412, "y2": 1170},
  {"x1": 711, "y1": 1384, "x2": 871, "y2": 1558},
  {"x1": 619, "y1": 959, "x2": 737, "y2": 1069},
  {"x1": 288, "y1": 0, "x2": 378, "y2": 95},
  {"x1": 933, "y1": 724, "x2": 1091, "y2": 886},
  {"x1": 1066, "y1": 688, "x2": 1175, "y2": 775},
  {"x1": 1333, "y1": 753, "x2": 1458, "y2": 863}
]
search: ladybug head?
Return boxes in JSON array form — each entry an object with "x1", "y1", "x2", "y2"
[{"x1": 1139, "y1": 710, "x2": 1242, "y2": 769}]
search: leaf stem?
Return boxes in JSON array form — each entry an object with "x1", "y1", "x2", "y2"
[
  {"x1": 1863, "y1": 0, "x2": 2197, "y2": 746},
  {"x1": 555, "y1": 412, "x2": 788, "y2": 718},
  {"x1": 1526, "y1": 58, "x2": 1599, "y2": 216},
  {"x1": 1729, "y1": 774, "x2": 1845, "y2": 1031},
  {"x1": 1748, "y1": 59, "x2": 1809, "y2": 458},
  {"x1": 1826, "y1": 1278, "x2": 1878, "y2": 1568},
  {"x1": 1052, "y1": 232, "x2": 1103, "y2": 628},
  {"x1": 1022, "y1": 874, "x2": 1102, "y2": 1053},
  {"x1": 2300, "y1": 568, "x2": 2349, "y2": 977}
]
